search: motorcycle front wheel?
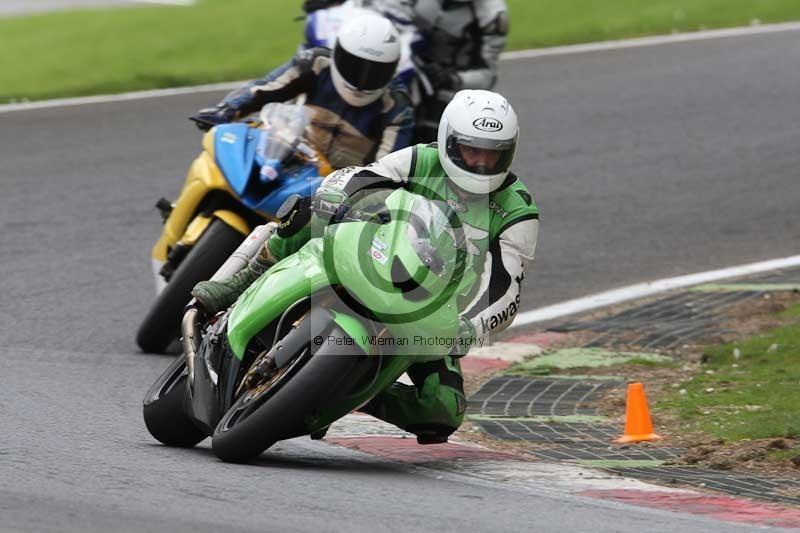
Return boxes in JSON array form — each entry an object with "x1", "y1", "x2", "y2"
[
  {"x1": 211, "y1": 315, "x2": 373, "y2": 463},
  {"x1": 136, "y1": 219, "x2": 244, "y2": 353}
]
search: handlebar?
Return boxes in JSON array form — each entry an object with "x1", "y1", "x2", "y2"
[
  {"x1": 310, "y1": 197, "x2": 392, "y2": 225},
  {"x1": 188, "y1": 115, "x2": 218, "y2": 132}
]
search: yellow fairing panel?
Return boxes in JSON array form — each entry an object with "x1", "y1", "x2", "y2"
[
  {"x1": 179, "y1": 216, "x2": 212, "y2": 247},
  {"x1": 168, "y1": 211, "x2": 249, "y2": 250},
  {"x1": 151, "y1": 138, "x2": 234, "y2": 261},
  {"x1": 213, "y1": 210, "x2": 250, "y2": 236}
]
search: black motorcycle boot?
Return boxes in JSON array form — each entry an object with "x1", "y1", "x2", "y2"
[
  {"x1": 309, "y1": 426, "x2": 330, "y2": 440},
  {"x1": 191, "y1": 246, "x2": 274, "y2": 315}
]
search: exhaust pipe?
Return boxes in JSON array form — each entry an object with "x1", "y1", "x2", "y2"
[{"x1": 182, "y1": 307, "x2": 202, "y2": 385}]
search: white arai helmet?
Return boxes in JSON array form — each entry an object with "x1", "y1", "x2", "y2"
[
  {"x1": 437, "y1": 90, "x2": 519, "y2": 195},
  {"x1": 330, "y1": 13, "x2": 401, "y2": 107}
]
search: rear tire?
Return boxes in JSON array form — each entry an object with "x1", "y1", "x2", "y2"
[
  {"x1": 211, "y1": 318, "x2": 371, "y2": 463},
  {"x1": 136, "y1": 219, "x2": 244, "y2": 353},
  {"x1": 143, "y1": 356, "x2": 206, "y2": 447}
]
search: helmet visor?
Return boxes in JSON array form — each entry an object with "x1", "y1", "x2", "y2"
[
  {"x1": 445, "y1": 129, "x2": 516, "y2": 176},
  {"x1": 334, "y1": 42, "x2": 399, "y2": 91}
]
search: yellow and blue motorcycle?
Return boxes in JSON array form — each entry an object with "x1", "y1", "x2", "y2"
[{"x1": 137, "y1": 104, "x2": 332, "y2": 353}]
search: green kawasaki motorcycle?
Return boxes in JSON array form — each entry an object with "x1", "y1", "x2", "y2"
[{"x1": 143, "y1": 188, "x2": 476, "y2": 463}]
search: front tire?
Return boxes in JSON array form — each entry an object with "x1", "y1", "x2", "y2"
[
  {"x1": 137, "y1": 219, "x2": 244, "y2": 353},
  {"x1": 143, "y1": 355, "x2": 206, "y2": 447},
  {"x1": 211, "y1": 317, "x2": 372, "y2": 463}
]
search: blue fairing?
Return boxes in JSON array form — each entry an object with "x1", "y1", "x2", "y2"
[
  {"x1": 214, "y1": 124, "x2": 255, "y2": 196},
  {"x1": 252, "y1": 163, "x2": 321, "y2": 214},
  {"x1": 213, "y1": 124, "x2": 323, "y2": 216}
]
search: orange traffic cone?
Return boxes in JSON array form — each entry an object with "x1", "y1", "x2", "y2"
[{"x1": 614, "y1": 382, "x2": 661, "y2": 444}]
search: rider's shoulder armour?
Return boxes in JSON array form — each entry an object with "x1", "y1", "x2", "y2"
[
  {"x1": 490, "y1": 172, "x2": 539, "y2": 235},
  {"x1": 409, "y1": 144, "x2": 444, "y2": 178},
  {"x1": 294, "y1": 46, "x2": 332, "y2": 75}
]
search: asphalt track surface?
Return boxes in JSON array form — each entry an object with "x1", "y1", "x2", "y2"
[{"x1": 2, "y1": 29, "x2": 799, "y2": 532}]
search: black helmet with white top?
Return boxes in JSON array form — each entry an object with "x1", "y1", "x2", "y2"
[{"x1": 331, "y1": 13, "x2": 401, "y2": 107}]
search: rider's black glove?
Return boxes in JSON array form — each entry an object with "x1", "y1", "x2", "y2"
[
  {"x1": 189, "y1": 104, "x2": 237, "y2": 131},
  {"x1": 302, "y1": 0, "x2": 344, "y2": 13},
  {"x1": 419, "y1": 64, "x2": 460, "y2": 91}
]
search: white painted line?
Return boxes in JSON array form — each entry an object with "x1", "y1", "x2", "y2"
[
  {"x1": 511, "y1": 254, "x2": 800, "y2": 327},
  {"x1": 438, "y1": 460, "x2": 692, "y2": 495},
  {"x1": 327, "y1": 413, "x2": 413, "y2": 438},
  {"x1": 500, "y1": 21, "x2": 800, "y2": 61},
  {"x1": 0, "y1": 81, "x2": 242, "y2": 114},
  {"x1": 2, "y1": 20, "x2": 800, "y2": 113}
]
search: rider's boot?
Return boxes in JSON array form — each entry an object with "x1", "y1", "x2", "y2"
[
  {"x1": 309, "y1": 425, "x2": 330, "y2": 440},
  {"x1": 191, "y1": 244, "x2": 275, "y2": 315},
  {"x1": 361, "y1": 357, "x2": 466, "y2": 445}
]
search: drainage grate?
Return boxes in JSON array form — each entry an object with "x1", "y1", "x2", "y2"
[
  {"x1": 467, "y1": 376, "x2": 622, "y2": 417},
  {"x1": 550, "y1": 291, "x2": 759, "y2": 348},
  {"x1": 608, "y1": 466, "x2": 800, "y2": 506},
  {"x1": 749, "y1": 268, "x2": 800, "y2": 284},
  {"x1": 472, "y1": 418, "x2": 618, "y2": 444},
  {"x1": 468, "y1": 271, "x2": 800, "y2": 506},
  {"x1": 470, "y1": 417, "x2": 682, "y2": 462},
  {"x1": 532, "y1": 445, "x2": 682, "y2": 463},
  {"x1": 467, "y1": 372, "x2": 800, "y2": 507}
]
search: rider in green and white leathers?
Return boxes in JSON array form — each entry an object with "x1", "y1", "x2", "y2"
[{"x1": 193, "y1": 90, "x2": 539, "y2": 443}]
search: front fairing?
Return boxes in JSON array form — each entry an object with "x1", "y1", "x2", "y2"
[
  {"x1": 213, "y1": 123, "x2": 256, "y2": 197},
  {"x1": 226, "y1": 238, "x2": 332, "y2": 360},
  {"x1": 227, "y1": 189, "x2": 474, "y2": 386},
  {"x1": 329, "y1": 221, "x2": 460, "y2": 361},
  {"x1": 212, "y1": 124, "x2": 322, "y2": 216},
  {"x1": 327, "y1": 190, "x2": 468, "y2": 360}
]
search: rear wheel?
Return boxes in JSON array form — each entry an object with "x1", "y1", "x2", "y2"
[
  {"x1": 143, "y1": 356, "x2": 206, "y2": 447},
  {"x1": 136, "y1": 219, "x2": 244, "y2": 353},
  {"x1": 211, "y1": 312, "x2": 373, "y2": 463}
]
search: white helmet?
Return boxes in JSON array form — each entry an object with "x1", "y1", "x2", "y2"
[
  {"x1": 437, "y1": 90, "x2": 519, "y2": 195},
  {"x1": 330, "y1": 13, "x2": 401, "y2": 107}
]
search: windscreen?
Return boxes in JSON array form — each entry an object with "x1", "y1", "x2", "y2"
[{"x1": 257, "y1": 103, "x2": 311, "y2": 163}]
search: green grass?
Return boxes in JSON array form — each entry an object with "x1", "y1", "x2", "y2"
[
  {"x1": 505, "y1": 0, "x2": 800, "y2": 49},
  {"x1": 779, "y1": 302, "x2": 800, "y2": 319},
  {"x1": 508, "y1": 348, "x2": 674, "y2": 376},
  {"x1": 507, "y1": 363, "x2": 557, "y2": 376},
  {"x1": 767, "y1": 448, "x2": 800, "y2": 463},
  {"x1": 658, "y1": 318, "x2": 800, "y2": 441},
  {"x1": 626, "y1": 357, "x2": 678, "y2": 368},
  {"x1": 2, "y1": 0, "x2": 800, "y2": 103},
  {"x1": 0, "y1": 0, "x2": 303, "y2": 102}
]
